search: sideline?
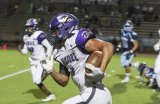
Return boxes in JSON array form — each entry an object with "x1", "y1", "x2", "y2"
[{"x1": 0, "y1": 68, "x2": 30, "y2": 81}]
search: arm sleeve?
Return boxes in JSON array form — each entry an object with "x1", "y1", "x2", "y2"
[
  {"x1": 41, "y1": 39, "x2": 53, "y2": 58},
  {"x1": 20, "y1": 44, "x2": 28, "y2": 55}
]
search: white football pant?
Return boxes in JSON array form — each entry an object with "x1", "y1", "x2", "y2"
[
  {"x1": 30, "y1": 61, "x2": 44, "y2": 84},
  {"x1": 154, "y1": 53, "x2": 160, "y2": 87},
  {"x1": 62, "y1": 87, "x2": 112, "y2": 104},
  {"x1": 121, "y1": 51, "x2": 134, "y2": 68}
]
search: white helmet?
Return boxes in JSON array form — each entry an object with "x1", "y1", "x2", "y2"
[
  {"x1": 25, "y1": 18, "x2": 38, "y2": 34},
  {"x1": 25, "y1": 18, "x2": 38, "y2": 27},
  {"x1": 123, "y1": 20, "x2": 133, "y2": 32}
]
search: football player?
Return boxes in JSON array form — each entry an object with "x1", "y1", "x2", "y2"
[
  {"x1": 18, "y1": 18, "x2": 56, "y2": 102},
  {"x1": 153, "y1": 29, "x2": 160, "y2": 91},
  {"x1": 119, "y1": 20, "x2": 139, "y2": 83},
  {"x1": 137, "y1": 62, "x2": 157, "y2": 88},
  {"x1": 41, "y1": 13, "x2": 114, "y2": 104}
]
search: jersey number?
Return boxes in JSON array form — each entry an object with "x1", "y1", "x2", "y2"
[{"x1": 29, "y1": 47, "x2": 34, "y2": 52}]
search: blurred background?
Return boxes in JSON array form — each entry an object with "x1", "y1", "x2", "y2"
[{"x1": 0, "y1": 0, "x2": 159, "y2": 53}]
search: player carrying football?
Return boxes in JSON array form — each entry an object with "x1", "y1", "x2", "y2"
[{"x1": 41, "y1": 13, "x2": 114, "y2": 104}]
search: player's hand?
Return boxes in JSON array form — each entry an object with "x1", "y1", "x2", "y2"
[
  {"x1": 153, "y1": 43, "x2": 160, "y2": 51},
  {"x1": 125, "y1": 51, "x2": 133, "y2": 60},
  {"x1": 115, "y1": 44, "x2": 121, "y2": 53},
  {"x1": 85, "y1": 63, "x2": 104, "y2": 77},
  {"x1": 18, "y1": 44, "x2": 22, "y2": 50},
  {"x1": 85, "y1": 63, "x2": 104, "y2": 83},
  {"x1": 41, "y1": 55, "x2": 54, "y2": 73}
]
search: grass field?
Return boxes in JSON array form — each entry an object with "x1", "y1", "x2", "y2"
[{"x1": 0, "y1": 50, "x2": 160, "y2": 104}]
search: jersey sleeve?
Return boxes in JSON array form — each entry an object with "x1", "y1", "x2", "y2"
[
  {"x1": 23, "y1": 35, "x2": 28, "y2": 43},
  {"x1": 75, "y1": 28, "x2": 96, "y2": 53},
  {"x1": 131, "y1": 32, "x2": 138, "y2": 41},
  {"x1": 37, "y1": 32, "x2": 46, "y2": 44}
]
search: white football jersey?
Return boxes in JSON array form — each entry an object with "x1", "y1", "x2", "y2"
[
  {"x1": 23, "y1": 31, "x2": 46, "y2": 61},
  {"x1": 54, "y1": 28, "x2": 96, "y2": 91}
]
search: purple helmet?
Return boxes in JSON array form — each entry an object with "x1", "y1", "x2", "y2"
[{"x1": 49, "y1": 13, "x2": 79, "y2": 41}]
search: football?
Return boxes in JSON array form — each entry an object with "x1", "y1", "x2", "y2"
[{"x1": 85, "y1": 51, "x2": 102, "y2": 73}]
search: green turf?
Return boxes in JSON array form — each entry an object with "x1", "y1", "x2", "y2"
[{"x1": 0, "y1": 50, "x2": 160, "y2": 104}]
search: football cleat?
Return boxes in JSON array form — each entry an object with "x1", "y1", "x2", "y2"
[
  {"x1": 42, "y1": 94, "x2": 56, "y2": 102},
  {"x1": 121, "y1": 77, "x2": 130, "y2": 83}
]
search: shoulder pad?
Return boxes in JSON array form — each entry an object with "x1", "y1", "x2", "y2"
[
  {"x1": 76, "y1": 28, "x2": 95, "y2": 46},
  {"x1": 132, "y1": 32, "x2": 138, "y2": 36},
  {"x1": 34, "y1": 30, "x2": 44, "y2": 36},
  {"x1": 131, "y1": 31, "x2": 138, "y2": 40},
  {"x1": 75, "y1": 28, "x2": 96, "y2": 53},
  {"x1": 34, "y1": 31, "x2": 46, "y2": 44}
]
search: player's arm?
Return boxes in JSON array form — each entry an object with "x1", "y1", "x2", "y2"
[
  {"x1": 41, "y1": 57, "x2": 70, "y2": 87},
  {"x1": 153, "y1": 30, "x2": 160, "y2": 51},
  {"x1": 41, "y1": 39, "x2": 53, "y2": 58},
  {"x1": 85, "y1": 38, "x2": 114, "y2": 72},
  {"x1": 130, "y1": 32, "x2": 139, "y2": 53},
  {"x1": 126, "y1": 33, "x2": 139, "y2": 59},
  {"x1": 50, "y1": 64, "x2": 70, "y2": 87},
  {"x1": 18, "y1": 35, "x2": 28, "y2": 55},
  {"x1": 37, "y1": 32, "x2": 53, "y2": 58},
  {"x1": 131, "y1": 40, "x2": 139, "y2": 53},
  {"x1": 154, "y1": 39, "x2": 160, "y2": 51},
  {"x1": 18, "y1": 44, "x2": 28, "y2": 55}
]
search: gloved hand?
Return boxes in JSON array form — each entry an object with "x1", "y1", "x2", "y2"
[
  {"x1": 126, "y1": 51, "x2": 133, "y2": 60},
  {"x1": 154, "y1": 43, "x2": 160, "y2": 51},
  {"x1": 85, "y1": 63, "x2": 104, "y2": 77},
  {"x1": 41, "y1": 55, "x2": 54, "y2": 73}
]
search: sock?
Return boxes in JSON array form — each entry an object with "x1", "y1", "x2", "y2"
[
  {"x1": 125, "y1": 73, "x2": 130, "y2": 78},
  {"x1": 47, "y1": 92, "x2": 51, "y2": 96}
]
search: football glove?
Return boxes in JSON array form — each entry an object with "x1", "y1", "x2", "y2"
[
  {"x1": 41, "y1": 55, "x2": 54, "y2": 73},
  {"x1": 154, "y1": 43, "x2": 160, "y2": 51},
  {"x1": 85, "y1": 63, "x2": 104, "y2": 83},
  {"x1": 85, "y1": 63, "x2": 104, "y2": 77},
  {"x1": 115, "y1": 43, "x2": 122, "y2": 53},
  {"x1": 126, "y1": 51, "x2": 133, "y2": 60}
]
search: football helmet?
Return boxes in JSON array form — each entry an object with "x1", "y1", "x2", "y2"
[
  {"x1": 49, "y1": 13, "x2": 78, "y2": 42},
  {"x1": 123, "y1": 20, "x2": 133, "y2": 32},
  {"x1": 25, "y1": 18, "x2": 38, "y2": 34},
  {"x1": 138, "y1": 62, "x2": 147, "y2": 75}
]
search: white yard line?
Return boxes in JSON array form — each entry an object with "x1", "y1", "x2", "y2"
[{"x1": 0, "y1": 68, "x2": 30, "y2": 81}]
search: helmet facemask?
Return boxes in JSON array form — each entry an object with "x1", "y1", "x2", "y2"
[{"x1": 123, "y1": 20, "x2": 133, "y2": 32}]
